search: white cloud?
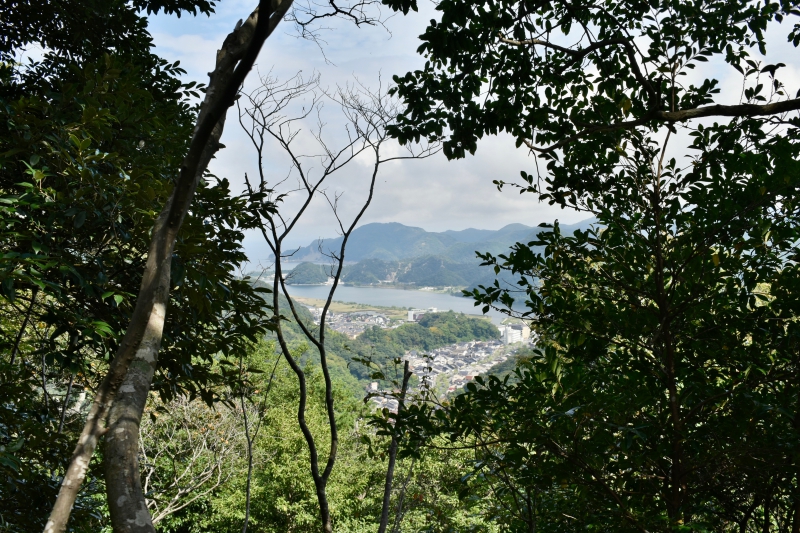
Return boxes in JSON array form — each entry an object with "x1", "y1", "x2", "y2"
[
  {"x1": 148, "y1": 2, "x2": 582, "y2": 257},
  {"x1": 148, "y1": 2, "x2": 800, "y2": 261}
]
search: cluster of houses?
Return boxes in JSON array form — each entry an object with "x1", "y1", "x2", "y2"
[
  {"x1": 306, "y1": 308, "x2": 393, "y2": 338},
  {"x1": 369, "y1": 338, "x2": 527, "y2": 410},
  {"x1": 413, "y1": 340, "x2": 509, "y2": 394},
  {"x1": 302, "y1": 303, "x2": 536, "y2": 410}
]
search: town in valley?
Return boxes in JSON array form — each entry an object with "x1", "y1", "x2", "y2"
[{"x1": 305, "y1": 303, "x2": 535, "y2": 409}]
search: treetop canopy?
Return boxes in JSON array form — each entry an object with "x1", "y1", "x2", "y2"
[{"x1": 383, "y1": 0, "x2": 800, "y2": 159}]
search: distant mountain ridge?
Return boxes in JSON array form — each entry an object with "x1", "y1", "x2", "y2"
[{"x1": 287, "y1": 220, "x2": 594, "y2": 264}]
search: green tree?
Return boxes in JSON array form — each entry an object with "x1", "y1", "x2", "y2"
[
  {"x1": 382, "y1": 0, "x2": 800, "y2": 531},
  {"x1": 0, "y1": 2, "x2": 274, "y2": 531},
  {"x1": 144, "y1": 341, "x2": 498, "y2": 533},
  {"x1": 187, "y1": 342, "x2": 380, "y2": 533},
  {"x1": 457, "y1": 138, "x2": 800, "y2": 530},
  {"x1": 386, "y1": 0, "x2": 800, "y2": 159}
]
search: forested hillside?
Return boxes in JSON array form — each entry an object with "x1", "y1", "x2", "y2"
[
  {"x1": 290, "y1": 253, "x2": 531, "y2": 289},
  {"x1": 288, "y1": 220, "x2": 593, "y2": 263},
  {"x1": 341, "y1": 256, "x2": 487, "y2": 287},
  {"x1": 285, "y1": 262, "x2": 330, "y2": 284},
  {"x1": 285, "y1": 221, "x2": 598, "y2": 289},
  {"x1": 284, "y1": 221, "x2": 593, "y2": 289}
]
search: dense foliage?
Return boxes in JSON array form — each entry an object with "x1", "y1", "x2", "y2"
[
  {"x1": 144, "y1": 341, "x2": 499, "y2": 533},
  {"x1": 458, "y1": 145, "x2": 800, "y2": 530},
  {"x1": 0, "y1": 1, "x2": 271, "y2": 530},
  {"x1": 4, "y1": 0, "x2": 800, "y2": 531},
  {"x1": 386, "y1": 0, "x2": 800, "y2": 160},
  {"x1": 382, "y1": 0, "x2": 800, "y2": 531}
]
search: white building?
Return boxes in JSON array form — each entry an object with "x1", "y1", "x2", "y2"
[
  {"x1": 407, "y1": 307, "x2": 438, "y2": 322},
  {"x1": 407, "y1": 308, "x2": 426, "y2": 321},
  {"x1": 498, "y1": 325, "x2": 523, "y2": 345},
  {"x1": 510, "y1": 323, "x2": 531, "y2": 340}
]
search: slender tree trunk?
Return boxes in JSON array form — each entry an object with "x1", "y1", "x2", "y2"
[
  {"x1": 390, "y1": 455, "x2": 416, "y2": 533},
  {"x1": 762, "y1": 492, "x2": 771, "y2": 533},
  {"x1": 793, "y1": 388, "x2": 800, "y2": 533},
  {"x1": 241, "y1": 383, "x2": 254, "y2": 533},
  {"x1": 378, "y1": 361, "x2": 412, "y2": 533},
  {"x1": 103, "y1": 262, "x2": 171, "y2": 533},
  {"x1": 241, "y1": 354, "x2": 280, "y2": 533},
  {"x1": 650, "y1": 131, "x2": 686, "y2": 524},
  {"x1": 266, "y1": 145, "x2": 384, "y2": 533},
  {"x1": 524, "y1": 486, "x2": 536, "y2": 533},
  {"x1": 9, "y1": 287, "x2": 38, "y2": 365},
  {"x1": 44, "y1": 3, "x2": 294, "y2": 532},
  {"x1": 270, "y1": 279, "x2": 333, "y2": 532},
  {"x1": 58, "y1": 373, "x2": 73, "y2": 434},
  {"x1": 243, "y1": 69, "x2": 416, "y2": 533},
  {"x1": 41, "y1": 352, "x2": 50, "y2": 414}
]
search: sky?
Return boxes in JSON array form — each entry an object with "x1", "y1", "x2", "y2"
[
  {"x1": 147, "y1": 0, "x2": 591, "y2": 261},
  {"x1": 146, "y1": 1, "x2": 800, "y2": 263}
]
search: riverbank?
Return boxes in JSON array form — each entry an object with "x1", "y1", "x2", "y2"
[
  {"x1": 285, "y1": 284, "x2": 509, "y2": 324},
  {"x1": 360, "y1": 283, "x2": 465, "y2": 296},
  {"x1": 291, "y1": 297, "x2": 410, "y2": 321}
]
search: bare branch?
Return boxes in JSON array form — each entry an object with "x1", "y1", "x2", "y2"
[
  {"x1": 287, "y1": 0, "x2": 393, "y2": 59},
  {"x1": 240, "y1": 71, "x2": 440, "y2": 532},
  {"x1": 656, "y1": 98, "x2": 800, "y2": 121},
  {"x1": 378, "y1": 361, "x2": 412, "y2": 533},
  {"x1": 524, "y1": 99, "x2": 800, "y2": 154},
  {"x1": 138, "y1": 396, "x2": 240, "y2": 525}
]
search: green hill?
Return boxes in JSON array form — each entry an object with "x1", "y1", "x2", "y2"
[
  {"x1": 339, "y1": 255, "x2": 516, "y2": 289},
  {"x1": 288, "y1": 219, "x2": 595, "y2": 264},
  {"x1": 285, "y1": 262, "x2": 329, "y2": 284},
  {"x1": 286, "y1": 220, "x2": 598, "y2": 290},
  {"x1": 395, "y1": 256, "x2": 485, "y2": 286},
  {"x1": 340, "y1": 258, "x2": 397, "y2": 284},
  {"x1": 292, "y1": 222, "x2": 456, "y2": 263}
]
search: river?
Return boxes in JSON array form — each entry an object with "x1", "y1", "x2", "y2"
[{"x1": 283, "y1": 284, "x2": 512, "y2": 324}]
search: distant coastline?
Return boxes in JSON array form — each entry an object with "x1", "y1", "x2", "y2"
[{"x1": 284, "y1": 284, "x2": 514, "y2": 324}]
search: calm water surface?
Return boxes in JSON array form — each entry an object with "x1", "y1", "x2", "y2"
[{"x1": 284, "y1": 285, "x2": 510, "y2": 324}]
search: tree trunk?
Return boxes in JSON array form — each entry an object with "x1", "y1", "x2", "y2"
[
  {"x1": 390, "y1": 455, "x2": 416, "y2": 533},
  {"x1": 241, "y1": 382, "x2": 254, "y2": 533},
  {"x1": 104, "y1": 265, "x2": 170, "y2": 533},
  {"x1": 58, "y1": 373, "x2": 74, "y2": 434},
  {"x1": 44, "y1": 2, "x2": 294, "y2": 532},
  {"x1": 9, "y1": 287, "x2": 38, "y2": 365},
  {"x1": 378, "y1": 361, "x2": 412, "y2": 533}
]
